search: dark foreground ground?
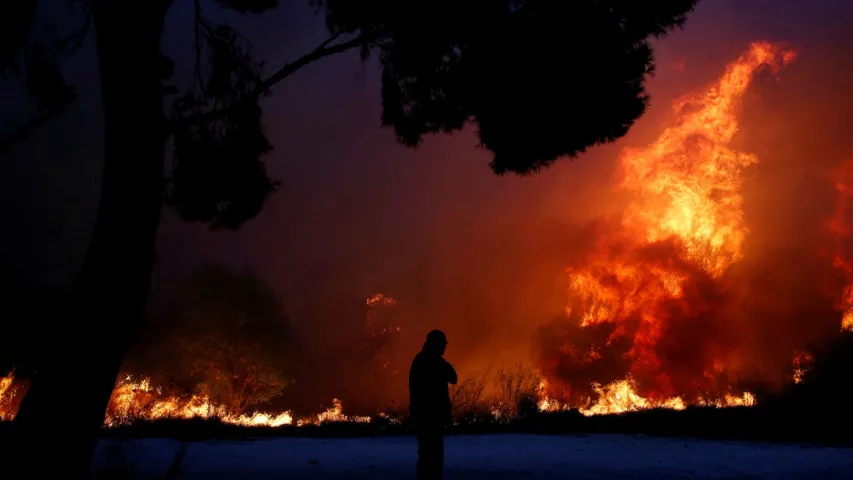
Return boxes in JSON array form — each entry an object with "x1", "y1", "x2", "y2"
[
  {"x1": 92, "y1": 433, "x2": 853, "y2": 479},
  {"x1": 2, "y1": 403, "x2": 852, "y2": 478},
  {"x1": 93, "y1": 404, "x2": 853, "y2": 446},
  {"x1": 81, "y1": 405, "x2": 853, "y2": 479}
]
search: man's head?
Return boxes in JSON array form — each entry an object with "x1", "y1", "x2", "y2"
[{"x1": 423, "y1": 329, "x2": 448, "y2": 355}]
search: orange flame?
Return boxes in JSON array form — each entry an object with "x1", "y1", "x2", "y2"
[
  {"x1": 0, "y1": 46, "x2": 811, "y2": 425},
  {"x1": 0, "y1": 373, "x2": 374, "y2": 427},
  {"x1": 792, "y1": 350, "x2": 813, "y2": 384},
  {"x1": 554, "y1": 42, "x2": 796, "y2": 407},
  {"x1": 0, "y1": 294, "x2": 396, "y2": 427},
  {"x1": 104, "y1": 375, "x2": 295, "y2": 427},
  {"x1": 618, "y1": 42, "x2": 796, "y2": 277},
  {"x1": 0, "y1": 372, "x2": 21, "y2": 421}
]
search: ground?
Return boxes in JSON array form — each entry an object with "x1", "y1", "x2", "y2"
[{"x1": 92, "y1": 433, "x2": 853, "y2": 479}]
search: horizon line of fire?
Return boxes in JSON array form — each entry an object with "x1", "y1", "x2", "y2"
[{"x1": 0, "y1": 370, "x2": 774, "y2": 428}]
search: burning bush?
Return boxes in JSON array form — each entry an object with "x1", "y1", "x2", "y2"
[
  {"x1": 493, "y1": 365, "x2": 542, "y2": 418},
  {"x1": 449, "y1": 364, "x2": 544, "y2": 423},
  {"x1": 450, "y1": 371, "x2": 491, "y2": 423}
]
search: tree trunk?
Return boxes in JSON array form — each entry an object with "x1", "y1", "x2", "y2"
[{"x1": 7, "y1": 1, "x2": 172, "y2": 476}]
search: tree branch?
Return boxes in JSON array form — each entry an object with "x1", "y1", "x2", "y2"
[
  {"x1": 174, "y1": 32, "x2": 368, "y2": 128},
  {"x1": 260, "y1": 32, "x2": 353, "y2": 88},
  {"x1": 0, "y1": 5, "x2": 89, "y2": 154},
  {"x1": 192, "y1": 0, "x2": 207, "y2": 97},
  {"x1": 58, "y1": 8, "x2": 92, "y2": 57},
  {"x1": 0, "y1": 98, "x2": 75, "y2": 152},
  {"x1": 1, "y1": 27, "x2": 369, "y2": 152}
]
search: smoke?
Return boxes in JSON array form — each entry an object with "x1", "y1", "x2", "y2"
[
  {"x1": 142, "y1": 9, "x2": 853, "y2": 414},
  {"x1": 529, "y1": 38, "x2": 853, "y2": 404}
]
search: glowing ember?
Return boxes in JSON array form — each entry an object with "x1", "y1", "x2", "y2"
[
  {"x1": 365, "y1": 293, "x2": 399, "y2": 338},
  {"x1": 365, "y1": 293, "x2": 401, "y2": 371},
  {"x1": 366, "y1": 293, "x2": 396, "y2": 310},
  {"x1": 792, "y1": 350, "x2": 814, "y2": 384}
]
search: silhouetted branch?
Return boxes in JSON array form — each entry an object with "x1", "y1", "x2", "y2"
[
  {"x1": 314, "y1": 30, "x2": 345, "y2": 50},
  {"x1": 57, "y1": 8, "x2": 92, "y2": 57},
  {"x1": 192, "y1": 0, "x2": 207, "y2": 97},
  {"x1": 174, "y1": 31, "x2": 367, "y2": 128},
  {"x1": 261, "y1": 32, "x2": 360, "y2": 88},
  {"x1": 0, "y1": 3, "x2": 90, "y2": 154},
  {"x1": 0, "y1": 96, "x2": 75, "y2": 152}
]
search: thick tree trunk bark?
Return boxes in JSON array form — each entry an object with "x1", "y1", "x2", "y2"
[{"x1": 7, "y1": 1, "x2": 172, "y2": 477}]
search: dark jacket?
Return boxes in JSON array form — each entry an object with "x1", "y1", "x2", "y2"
[{"x1": 409, "y1": 351, "x2": 457, "y2": 426}]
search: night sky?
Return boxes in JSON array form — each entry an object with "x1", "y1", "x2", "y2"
[{"x1": 3, "y1": 1, "x2": 853, "y2": 370}]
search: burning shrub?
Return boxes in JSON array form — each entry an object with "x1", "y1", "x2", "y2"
[
  {"x1": 106, "y1": 376, "x2": 166, "y2": 425},
  {"x1": 450, "y1": 372, "x2": 490, "y2": 423},
  {"x1": 493, "y1": 364, "x2": 542, "y2": 418},
  {"x1": 364, "y1": 293, "x2": 401, "y2": 373},
  {"x1": 449, "y1": 365, "x2": 545, "y2": 423},
  {"x1": 192, "y1": 354, "x2": 286, "y2": 415}
]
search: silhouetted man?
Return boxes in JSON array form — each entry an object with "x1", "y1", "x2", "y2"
[{"x1": 409, "y1": 329, "x2": 457, "y2": 480}]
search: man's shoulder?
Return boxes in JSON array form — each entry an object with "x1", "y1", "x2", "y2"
[
  {"x1": 410, "y1": 352, "x2": 424, "y2": 369},
  {"x1": 411, "y1": 351, "x2": 440, "y2": 367}
]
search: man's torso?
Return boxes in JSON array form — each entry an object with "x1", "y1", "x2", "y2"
[{"x1": 409, "y1": 352, "x2": 452, "y2": 424}]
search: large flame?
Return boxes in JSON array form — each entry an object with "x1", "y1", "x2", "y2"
[
  {"x1": 827, "y1": 160, "x2": 853, "y2": 331},
  {"x1": 619, "y1": 44, "x2": 796, "y2": 278},
  {"x1": 542, "y1": 42, "x2": 796, "y2": 410}
]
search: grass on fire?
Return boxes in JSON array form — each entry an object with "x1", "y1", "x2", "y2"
[{"x1": 4, "y1": 332, "x2": 853, "y2": 445}]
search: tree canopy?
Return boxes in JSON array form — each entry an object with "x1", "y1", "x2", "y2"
[
  {"x1": 318, "y1": 0, "x2": 698, "y2": 174},
  {"x1": 3, "y1": 0, "x2": 698, "y2": 230}
]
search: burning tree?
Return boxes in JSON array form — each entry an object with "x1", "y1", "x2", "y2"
[
  {"x1": 190, "y1": 341, "x2": 287, "y2": 416},
  {"x1": 364, "y1": 293, "x2": 400, "y2": 372},
  {"x1": 131, "y1": 263, "x2": 291, "y2": 416},
  {"x1": 538, "y1": 42, "x2": 798, "y2": 407}
]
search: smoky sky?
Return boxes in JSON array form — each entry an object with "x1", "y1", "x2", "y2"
[{"x1": 4, "y1": 0, "x2": 853, "y2": 389}]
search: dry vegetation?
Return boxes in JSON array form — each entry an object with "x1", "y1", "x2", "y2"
[{"x1": 450, "y1": 364, "x2": 542, "y2": 423}]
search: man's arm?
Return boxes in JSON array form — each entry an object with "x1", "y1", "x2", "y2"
[{"x1": 445, "y1": 359, "x2": 458, "y2": 385}]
